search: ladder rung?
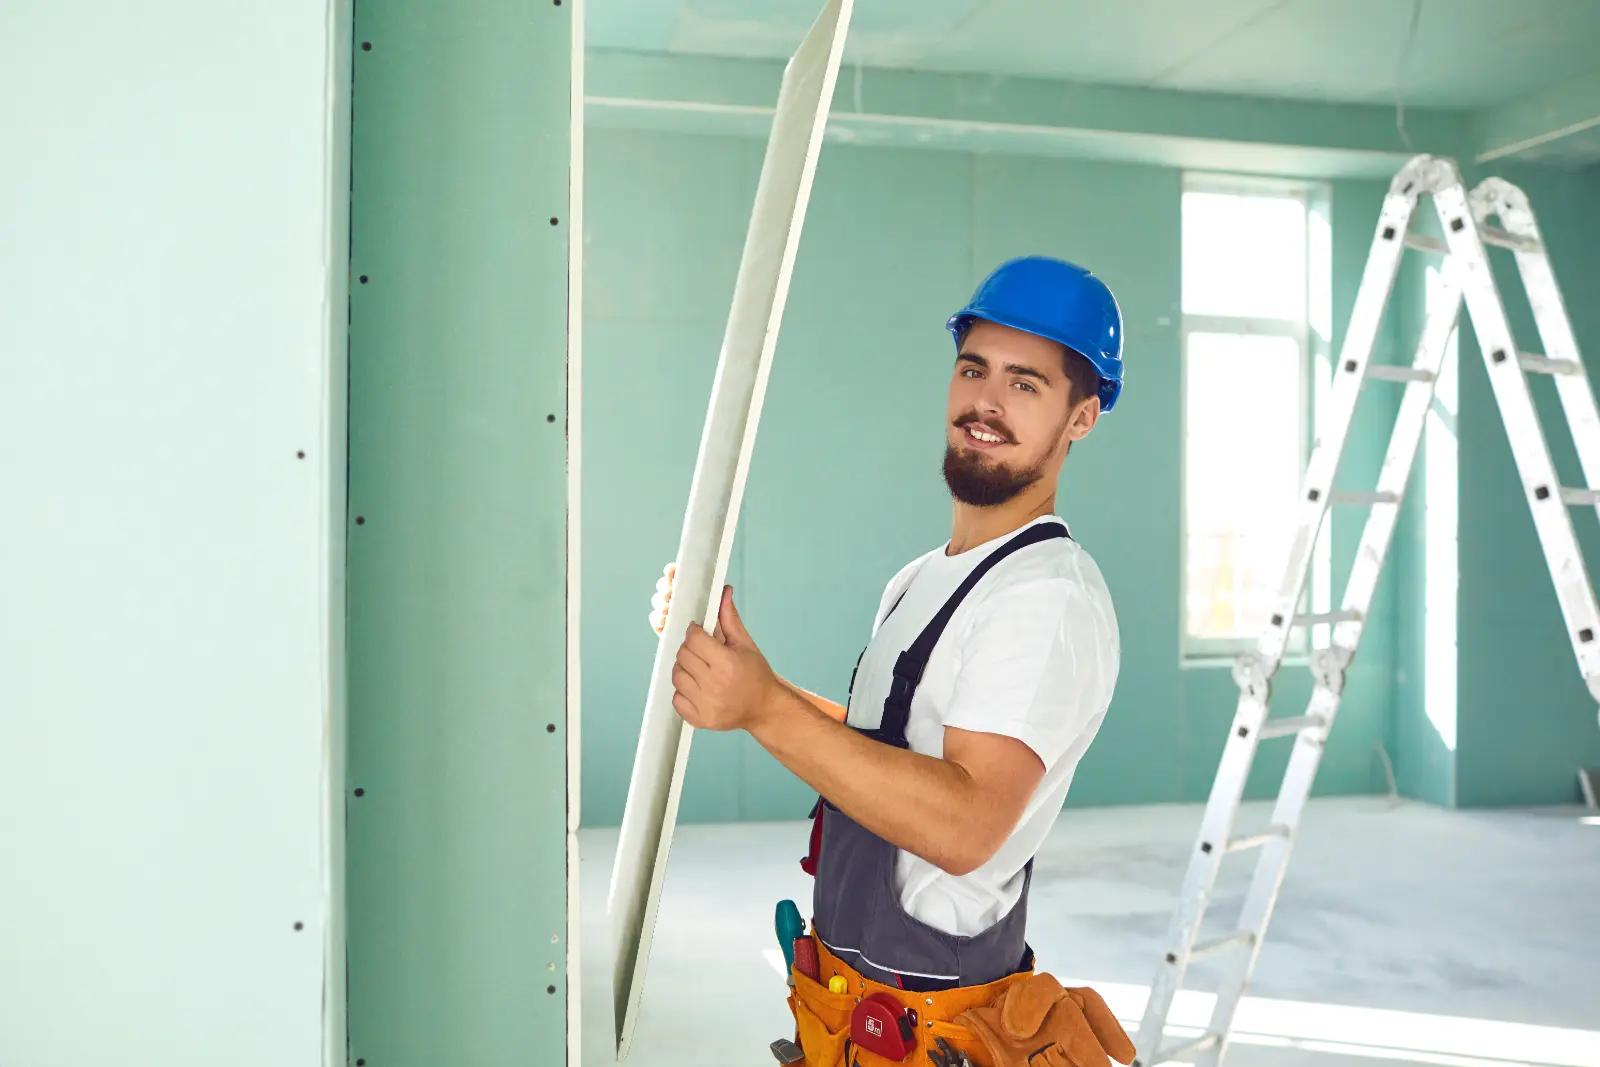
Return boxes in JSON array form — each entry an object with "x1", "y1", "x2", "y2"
[
  {"x1": 1403, "y1": 232, "x2": 1448, "y2": 254},
  {"x1": 1292, "y1": 610, "x2": 1361, "y2": 626},
  {"x1": 1479, "y1": 225, "x2": 1542, "y2": 254},
  {"x1": 1188, "y1": 930, "x2": 1256, "y2": 962},
  {"x1": 1225, "y1": 825, "x2": 1291, "y2": 853},
  {"x1": 1330, "y1": 490, "x2": 1400, "y2": 507},
  {"x1": 1404, "y1": 226, "x2": 1542, "y2": 255},
  {"x1": 1366, "y1": 364, "x2": 1437, "y2": 383},
  {"x1": 1559, "y1": 487, "x2": 1600, "y2": 507},
  {"x1": 1152, "y1": 1033, "x2": 1222, "y2": 1064},
  {"x1": 1519, "y1": 353, "x2": 1581, "y2": 377},
  {"x1": 1258, "y1": 714, "x2": 1327, "y2": 740}
]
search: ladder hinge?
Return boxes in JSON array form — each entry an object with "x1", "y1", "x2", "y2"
[
  {"x1": 1311, "y1": 646, "x2": 1355, "y2": 695},
  {"x1": 1231, "y1": 653, "x2": 1272, "y2": 703}
]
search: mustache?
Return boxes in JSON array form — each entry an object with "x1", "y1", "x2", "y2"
[{"x1": 953, "y1": 412, "x2": 1014, "y2": 442}]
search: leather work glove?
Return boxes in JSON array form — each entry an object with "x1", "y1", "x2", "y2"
[{"x1": 955, "y1": 974, "x2": 1136, "y2": 1067}]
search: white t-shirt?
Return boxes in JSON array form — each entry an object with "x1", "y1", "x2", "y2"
[{"x1": 845, "y1": 514, "x2": 1120, "y2": 937}]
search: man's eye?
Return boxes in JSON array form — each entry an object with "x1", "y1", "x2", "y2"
[{"x1": 1014, "y1": 381, "x2": 1036, "y2": 393}]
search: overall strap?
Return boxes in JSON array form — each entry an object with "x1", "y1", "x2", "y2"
[{"x1": 870, "y1": 520, "x2": 1070, "y2": 747}]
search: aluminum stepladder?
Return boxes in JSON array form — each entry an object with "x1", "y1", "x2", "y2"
[{"x1": 1133, "y1": 154, "x2": 1600, "y2": 1067}]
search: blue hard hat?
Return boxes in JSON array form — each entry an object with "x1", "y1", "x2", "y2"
[{"x1": 946, "y1": 256, "x2": 1124, "y2": 412}]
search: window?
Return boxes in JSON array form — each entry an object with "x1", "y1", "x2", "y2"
[{"x1": 1182, "y1": 177, "x2": 1329, "y2": 660}]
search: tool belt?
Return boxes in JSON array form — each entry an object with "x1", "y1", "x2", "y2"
[
  {"x1": 787, "y1": 933, "x2": 1021, "y2": 1067},
  {"x1": 786, "y1": 934, "x2": 1136, "y2": 1067}
]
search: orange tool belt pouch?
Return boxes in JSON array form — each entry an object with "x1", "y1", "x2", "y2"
[{"x1": 786, "y1": 934, "x2": 1029, "y2": 1067}]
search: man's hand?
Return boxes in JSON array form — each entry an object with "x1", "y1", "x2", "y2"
[
  {"x1": 652, "y1": 563, "x2": 846, "y2": 722},
  {"x1": 671, "y1": 585, "x2": 783, "y2": 732},
  {"x1": 649, "y1": 561, "x2": 675, "y2": 635}
]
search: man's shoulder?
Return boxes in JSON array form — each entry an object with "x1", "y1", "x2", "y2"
[
  {"x1": 989, "y1": 534, "x2": 1110, "y2": 602},
  {"x1": 881, "y1": 549, "x2": 935, "y2": 597},
  {"x1": 869, "y1": 549, "x2": 938, "y2": 630},
  {"x1": 958, "y1": 541, "x2": 1117, "y2": 651}
]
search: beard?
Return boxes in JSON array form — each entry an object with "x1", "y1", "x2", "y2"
[{"x1": 942, "y1": 440, "x2": 1048, "y2": 507}]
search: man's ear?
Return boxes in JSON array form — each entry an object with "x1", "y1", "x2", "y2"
[{"x1": 1068, "y1": 393, "x2": 1101, "y2": 441}]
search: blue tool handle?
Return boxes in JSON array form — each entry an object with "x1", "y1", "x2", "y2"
[{"x1": 775, "y1": 899, "x2": 804, "y2": 971}]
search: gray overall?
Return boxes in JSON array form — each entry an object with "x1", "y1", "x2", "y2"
[{"x1": 807, "y1": 520, "x2": 1071, "y2": 992}]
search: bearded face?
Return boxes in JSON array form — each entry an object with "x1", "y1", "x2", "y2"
[
  {"x1": 942, "y1": 410, "x2": 1057, "y2": 507},
  {"x1": 943, "y1": 321, "x2": 1089, "y2": 507}
]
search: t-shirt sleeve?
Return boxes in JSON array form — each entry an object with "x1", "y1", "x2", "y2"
[
  {"x1": 870, "y1": 557, "x2": 923, "y2": 637},
  {"x1": 941, "y1": 578, "x2": 1115, "y2": 769}
]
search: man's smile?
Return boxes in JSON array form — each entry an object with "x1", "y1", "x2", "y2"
[{"x1": 959, "y1": 421, "x2": 1011, "y2": 450}]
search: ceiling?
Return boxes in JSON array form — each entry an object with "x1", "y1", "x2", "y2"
[{"x1": 587, "y1": 0, "x2": 1600, "y2": 111}]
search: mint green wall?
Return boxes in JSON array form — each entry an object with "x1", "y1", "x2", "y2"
[
  {"x1": 3, "y1": 3, "x2": 349, "y2": 1062},
  {"x1": 582, "y1": 127, "x2": 1402, "y2": 827},
  {"x1": 1391, "y1": 164, "x2": 1600, "y2": 807},
  {"x1": 1391, "y1": 208, "x2": 1458, "y2": 807},
  {"x1": 346, "y1": 3, "x2": 574, "y2": 1063},
  {"x1": 1453, "y1": 165, "x2": 1600, "y2": 805}
]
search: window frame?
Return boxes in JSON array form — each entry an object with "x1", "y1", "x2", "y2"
[{"x1": 1179, "y1": 173, "x2": 1330, "y2": 665}]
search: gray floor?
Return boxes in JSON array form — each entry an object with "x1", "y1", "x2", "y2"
[{"x1": 578, "y1": 797, "x2": 1600, "y2": 1066}]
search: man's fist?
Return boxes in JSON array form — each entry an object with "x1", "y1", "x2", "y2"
[
  {"x1": 670, "y1": 585, "x2": 779, "y2": 732},
  {"x1": 649, "y1": 561, "x2": 675, "y2": 635}
]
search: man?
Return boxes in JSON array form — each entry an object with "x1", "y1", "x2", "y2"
[{"x1": 652, "y1": 257, "x2": 1134, "y2": 1067}]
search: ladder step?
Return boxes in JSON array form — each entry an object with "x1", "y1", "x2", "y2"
[
  {"x1": 1559, "y1": 487, "x2": 1600, "y2": 507},
  {"x1": 1151, "y1": 1033, "x2": 1222, "y2": 1065},
  {"x1": 1366, "y1": 364, "x2": 1437, "y2": 383},
  {"x1": 1188, "y1": 930, "x2": 1257, "y2": 962},
  {"x1": 1292, "y1": 610, "x2": 1362, "y2": 626},
  {"x1": 1479, "y1": 225, "x2": 1542, "y2": 254},
  {"x1": 1330, "y1": 490, "x2": 1400, "y2": 507},
  {"x1": 1405, "y1": 226, "x2": 1542, "y2": 255},
  {"x1": 1519, "y1": 353, "x2": 1581, "y2": 377},
  {"x1": 1225, "y1": 825, "x2": 1291, "y2": 853},
  {"x1": 1403, "y1": 232, "x2": 1448, "y2": 254},
  {"x1": 1258, "y1": 713, "x2": 1328, "y2": 740}
]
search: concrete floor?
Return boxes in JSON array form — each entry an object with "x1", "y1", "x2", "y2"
[{"x1": 578, "y1": 797, "x2": 1600, "y2": 1066}]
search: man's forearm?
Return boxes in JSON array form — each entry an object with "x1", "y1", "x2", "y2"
[
  {"x1": 780, "y1": 678, "x2": 847, "y2": 722},
  {"x1": 749, "y1": 685, "x2": 994, "y2": 875}
]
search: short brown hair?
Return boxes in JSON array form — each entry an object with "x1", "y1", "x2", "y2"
[{"x1": 1060, "y1": 346, "x2": 1100, "y2": 407}]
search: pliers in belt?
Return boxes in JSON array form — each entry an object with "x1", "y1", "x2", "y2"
[{"x1": 927, "y1": 1036, "x2": 975, "y2": 1067}]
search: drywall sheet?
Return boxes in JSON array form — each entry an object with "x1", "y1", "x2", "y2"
[
  {"x1": 0, "y1": 2, "x2": 347, "y2": 1064},
  {"x1": 345, "y1": 1, "x2": 574, "y2": 1064},
  {"x1": 607, "y1": 0, "x2": 854, "y2": 1055}
]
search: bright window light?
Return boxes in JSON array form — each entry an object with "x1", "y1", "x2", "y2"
[
  {"x1": 1184, "y1": 332, "x2": 1302, "y2": 641},
  {"x1": 1182, "y1": 178, "x2": 1326, "y2": 658},
  {"x1": 1182, "y1": 191, "x2": 1307, "y2": 320}
]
